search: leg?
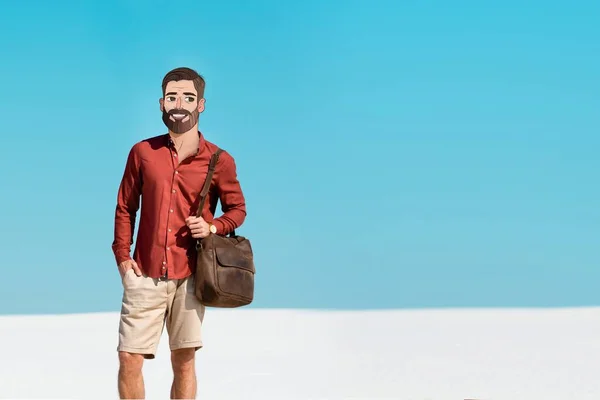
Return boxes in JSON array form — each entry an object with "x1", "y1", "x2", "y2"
[
  {"x1": 165, "y1": 276, "x2": 205, "y2": 399},
  {"x1": 170, "y1": 348, "x2": 197, "y2": 399},
  {"x1": 117, "y1": 269, "x2": 168, "y2": 398},
  {"x1": 118, "y1": 351, "x2": 145, "y2": 399}
]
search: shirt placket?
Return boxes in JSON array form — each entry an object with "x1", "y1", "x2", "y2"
[{"x1": 162, "y1": 140, "x2": 180, "y2": 279}]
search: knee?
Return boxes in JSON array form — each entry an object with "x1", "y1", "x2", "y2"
[
  {"x1": 118, "y1": 351, "x2": 144, "y2": 374},
  {"x1": 171, "y1": 348, "x2": 195, "y2": 373}
]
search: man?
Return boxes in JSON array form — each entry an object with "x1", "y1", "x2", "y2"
[{"x1": 112, "y1": 67, "x2": 247, "y2": 399}]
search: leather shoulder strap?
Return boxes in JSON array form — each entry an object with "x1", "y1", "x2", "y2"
[{"x1": 195, "y1": 148, "x2": 223, "y2": 217}]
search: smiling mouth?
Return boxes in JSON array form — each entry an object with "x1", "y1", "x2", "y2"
[{"x1": 169, "y1": 114, "x2": 190, "y2": 123}]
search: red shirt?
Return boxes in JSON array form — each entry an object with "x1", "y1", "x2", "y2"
[{"x1": 112, "y1": 131, "x2": 247, "y2": 279}]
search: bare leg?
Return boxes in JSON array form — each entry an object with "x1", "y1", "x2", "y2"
[
  {"x1": 170, "y1": 348, "x2": 197, "y2": 399},
  {"x1": 118, "y1": 351, "x2": 145, "y2": 399}
]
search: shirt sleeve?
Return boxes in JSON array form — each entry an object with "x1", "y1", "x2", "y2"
[
  {"x1": 111, "y1": 144, "x2": 142, "y2": 264},
  {"x1": 212, "y1": 151, "x2": 247, "y2": 235}
]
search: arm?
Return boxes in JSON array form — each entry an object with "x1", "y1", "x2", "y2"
[
  {"x1": 111, "y1": 144, "x2": 142, "y2": 264},
  {"x1": 212, "y1": 152, "x2": 247, "y2": 235}
]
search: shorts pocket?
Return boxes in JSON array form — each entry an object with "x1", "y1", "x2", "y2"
[{"x1": 121, "y1": 268, "x2": 134, "y2": 286}]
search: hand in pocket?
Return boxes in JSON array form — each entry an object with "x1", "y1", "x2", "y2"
[{"x1": 118, "y1": 259, "x2": 142, "y2": 280}]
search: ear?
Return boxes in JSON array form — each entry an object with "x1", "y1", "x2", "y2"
[
  {"x1": 197, "y1": 98, "x2": 206, "y2": 113},
  {"x1": 159, "y1": 98, "x2": 164, "y2": 112}
]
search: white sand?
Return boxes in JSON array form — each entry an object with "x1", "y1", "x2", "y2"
[{"x1": 1, "y1": 307, "x2": 599, "y2": 399}]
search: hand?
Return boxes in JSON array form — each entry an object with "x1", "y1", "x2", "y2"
[
  {"x1": 118, "y1": 259, "x2": 142, "y2": 279},
  {"x1": 186, "y1": 216, "x2": 211, "y2": 239}
]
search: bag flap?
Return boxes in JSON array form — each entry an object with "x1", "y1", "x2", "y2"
[{"x1": 215, "y1": 247, "x2": 255, "y2": 273}]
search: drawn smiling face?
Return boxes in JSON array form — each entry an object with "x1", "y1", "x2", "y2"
[{"x1": 159, "y1": 79, "x2": 205, "y2": 134}]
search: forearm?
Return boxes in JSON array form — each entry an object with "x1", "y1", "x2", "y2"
[
  {"x1": 213, "y1": 152, "x2": 247, "y2": 235},
  {"x1": 213, "y1": 207, "x2": 246, "y2": 235},
  {"x1": 111, "y1": 145, "x2": 142, "y2": 263},
  {"x1": 112, "y1": 206, "x2": 136, "y2": 264}
]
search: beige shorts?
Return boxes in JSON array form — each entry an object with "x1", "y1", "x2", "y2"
[{"x1": 117, "y1": 269, "x2": 205, "y2": 359}]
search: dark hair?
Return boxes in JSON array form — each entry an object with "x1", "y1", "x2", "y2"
[{"x1": 161, "y1": 67, "x2": 205, "y2": 98}]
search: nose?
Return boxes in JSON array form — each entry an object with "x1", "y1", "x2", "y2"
[{"x1": 176, "y1": 97, "x2": 182, "y2": 108}]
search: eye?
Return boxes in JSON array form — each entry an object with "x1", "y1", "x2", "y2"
[
  {"x1": 166, "y1": 96, "x2": 176, "y2": 102},
  {"x1": 185, "y1": 96, "x2": 196, "y2": 103}
]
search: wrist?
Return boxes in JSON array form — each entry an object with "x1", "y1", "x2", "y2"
[{"x1": 115, "y1": 254, "x2": 131, "y2": 266}]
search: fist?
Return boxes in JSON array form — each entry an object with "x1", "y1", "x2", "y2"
[
  {"x1": 186, "y1": 216, "x2": 210, "y2": 239},
  {"x1": 118, "y1": 259, "x2": 142, "y2": 279}
]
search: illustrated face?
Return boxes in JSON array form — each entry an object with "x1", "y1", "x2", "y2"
[{"x1": 159, "y1": 79, "x2": 205, "y2": 133}]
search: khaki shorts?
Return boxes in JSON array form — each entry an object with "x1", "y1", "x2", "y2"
[{"x1": 117, "y1": 269, "x2": 205, "y2": 359}]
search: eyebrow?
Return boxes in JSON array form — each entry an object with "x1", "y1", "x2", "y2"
[{"x1": 165, "y1": 92, "x2": 197, "y2": 97}]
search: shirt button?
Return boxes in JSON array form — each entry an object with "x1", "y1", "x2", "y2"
[
  {"x1": 169, "y1": 209, "x2": 173, "y2": 213},
  {"x1": 175, "y1": 171, "x2": 179, "y2": 175},
  {"x1": 166, "y1": 247, "x2": 170, "y2": 250},
  {"x1": 162, "y1": 261, "x2": 166, "y2": 265},
  {"x1": 168, "y1": 228, "x2": 172, "y2": 232},
  {"x1": 172, "y1": 189, "x2": 176, "y2": 193}
]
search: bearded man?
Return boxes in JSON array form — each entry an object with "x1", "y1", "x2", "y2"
[{"x1": 111, "y1": 67, "x2": 247, "y2": 399}]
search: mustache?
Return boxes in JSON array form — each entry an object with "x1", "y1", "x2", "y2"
[{"x1": 166, "y1": 109, "x2": 193, "y2": 116}]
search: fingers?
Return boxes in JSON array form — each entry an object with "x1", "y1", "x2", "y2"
[
  {"x1": 131, "y1": 260, "x2": 142, "y2": 276},
  {"x1": 118, "y1": 261, "x2": 129, "y2": 279},
  {"x1": 118, "y1": 259, "x2": 142, "y2": 278},
  {"x1": 186, "y1": 216, "x2": 205, "y2": 226},
  {"x1": 190, "y1": 226, "x2": 209, "y2": 239},
  {"x1": 190, "y1": 230, "x2": 204, "y2": 238},
  {"x1": 118, "y1": 260, "x2": 130, "y2": 274},
  {"x1": 187, "y1": 215, "x2": 209, "y2": 239}
]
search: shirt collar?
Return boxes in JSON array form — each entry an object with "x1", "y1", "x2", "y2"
[{"x1": 166, "y1": 130, "x2": 204, "y2": 155}]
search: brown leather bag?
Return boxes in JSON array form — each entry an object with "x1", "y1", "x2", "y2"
[{"x1": 193, "y1": 148, "x2": 255, "y2": 308}]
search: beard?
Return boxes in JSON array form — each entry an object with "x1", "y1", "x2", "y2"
[{"x1": 162, "y1": 108, "x2": 199, "y2": 134}]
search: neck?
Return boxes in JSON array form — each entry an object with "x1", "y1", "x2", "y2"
[{"x1": 169, "y1": 125, "x2": 199, "y2": 142}]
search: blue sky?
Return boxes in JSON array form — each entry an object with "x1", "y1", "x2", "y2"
[{"x1": 0, "y1": 0, "x2": 598, "y2": 314}]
